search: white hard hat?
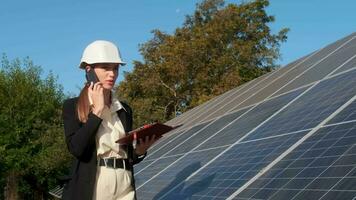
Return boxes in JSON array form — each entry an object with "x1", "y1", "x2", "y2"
[{"x1": 79, "y1": 40, "x2": 126, "y2": 69}]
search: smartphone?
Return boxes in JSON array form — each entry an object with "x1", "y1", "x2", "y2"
[{"x1": 85, "y1": 68, "x2": 99, "y2": 84}]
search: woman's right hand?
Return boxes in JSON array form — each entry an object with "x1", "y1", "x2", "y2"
[{"x1": 88, "y1": 82, "x2": 105, "y2": 117}]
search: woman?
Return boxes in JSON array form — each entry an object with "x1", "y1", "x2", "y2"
[{"x1": 62, "y1": 40, "x2": 157, "y2": 200}]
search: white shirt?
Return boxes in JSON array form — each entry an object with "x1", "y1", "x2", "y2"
[{"x1": 95, "y1": 95, "x2": 128, "y2": 158}]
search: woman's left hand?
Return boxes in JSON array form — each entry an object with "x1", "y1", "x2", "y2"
[{"x1": 135, "y1": 135, "x2": 160, "y2": 156}]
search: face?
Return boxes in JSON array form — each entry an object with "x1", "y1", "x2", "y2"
[{"x1": 87, "y1": 63, "x2": 119, "y2": 90}]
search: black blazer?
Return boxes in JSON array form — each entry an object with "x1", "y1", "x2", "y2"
[{"x1": 61, "y1": 97, "x2": 146, "y2": 200}]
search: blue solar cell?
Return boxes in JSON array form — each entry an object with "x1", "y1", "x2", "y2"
[
  {"x1": 146, "y1": 130, "x2": 184, "y2": 157},
  {"x1": 274, "y1": 38, "x2": 356, "y2": 97},
  {"x1": 165, "y1": 107, "x2": 251, "y2": 157},
  {"x1": 319, "y1": 165, "x2": 354, "y2": 177},
  {"x1": 136, "y1": 147, "x2": 226, "y2": 200},
  {"x1": 327, "y1": 100, "x2": 356, "y2": 125},
  {"x1": 135, "y1": 155, "x2": 183, "y2": 187},
  {"x1": 331, "y1": 55, "x2": 356, "y2": 75},
  {"x1": 320, "y1": 191, "x2": 356, "y2": 200},
  {"x1": 146, "y1": 122, "x2": 209, "y2": 160},
  {"x1": 195, "y1": 87, "x2": 306, "y2": 150},
  {"x1": 243, "y1": 69, "x2": 356, "y2": 141},
  {"x1": 287, "y1": 190, "x2": 326, "y2": 200},
  {"x1": 158, "y1": 131, "x2": 306, "y2": 199},
  {"x1": 307, "y1": 177, "x2": 341, "y2": 190},
  {"x1": 134, "y1": 159, "x2": 155, "y2": 173},
  {"x1": 334, "y1": 178, "x2": 356, "y2": 190},
  {"x1": 269, "y1": 33, "x2": 356, "y2": 99},
  {"x1": 234, "y1": 122, "x2": 356, "y2": 200}
]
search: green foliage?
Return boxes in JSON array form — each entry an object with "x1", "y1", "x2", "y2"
[
  {"x1": 0, "y1": 55, "x2": 71, "y2": 198},
  {"x1": 117, "y1": 0, "x2": 289, "y2": 128}
]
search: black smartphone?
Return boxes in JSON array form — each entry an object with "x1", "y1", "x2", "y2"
[{"x1": 85, "y1": 68, "x2": 99, "y2": 84}]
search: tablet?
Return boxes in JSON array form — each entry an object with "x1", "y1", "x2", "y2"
[{"x1": 115, "y1": 122, "x2": 182, "y2": 145}]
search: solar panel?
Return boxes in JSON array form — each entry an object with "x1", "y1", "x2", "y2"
[
  {"x1": 165, "y1": 75, "x2": 259, "y2": 128},
  {"x1": 243, "y1": 69, "x2": 356, "y2": 141},
  {"x1": 134, "y1": 32, "x2": 356, "y2": 200},
  {"x1": 137, "y1": 147, "x2": 229, "y2": 200},
  {"x1": 158, "y1": 131, "x2": 308, "y2": 199},
  {"x1": 134, "y1": 159, "x2": 155, "y2": 173},
  {"x1": 136, "y1": 68, "x2": 356, "y2": 199},
  {"x1": 135, "y1": 108, "x2": 251, "y2": 186},
  {"x1": 166, "y1": 107, "x2": 251, "y2": 156},
  {"x1": 135, "y1": 87, "x2": 307, "y2": 199},
  {"x1": 272, "y1": 34, "x2": 356, "y2": 97},
  {"x1": 233, "y1": 122, "x2": 356, "y2": 200},
  {"x1": 196, "y1": 88, "x2": 306, "y2": 150},
  {"x1": 189, "y1": 33, "x2": 356, "y2": 125},
  {"x1": 143, "y1": 130, "x2": 185, "y2": 159},
  {"x1": 234, "y1": 55, "x2": 312, "y2": 110},
  {"x1": 331, "y1": 55, "x2": 356, "y2": 76},
  {"x1": 200, "y1": 70, "x2": 280, "y2": 123},
  {"x1": 274, "y1": 36, "x2": 356, "y2": 97},
  {"x1": 326, "y1": 100, "x2": 356, "y2": 125},
  {"x1": 182, "y1": 74, "x2": 267, "y2": 127},
  {"x1": 134, "y1": 155, "x2": 183, "y2": 186},
  {"x1": 48, "y1": 185, "x2": 63, "y2": 199},
  {"x1": 145, "y1": 122, "x2": 209, "y2": 160}
]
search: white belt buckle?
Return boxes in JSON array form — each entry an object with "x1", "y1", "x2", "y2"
[
  {"x1": 113, "y1": 158, "x2": 116, "y2": 168},
  {"x1": 123, "y1": 159, "x2": 126, "y2": 170}
]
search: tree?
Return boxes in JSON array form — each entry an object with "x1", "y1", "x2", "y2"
[
  {"x1": 117, "y1": 0, "x2": 289, "y2": 128},
  {"x1": 0, "y1": 55, "x2": 71, "y2": 199}
]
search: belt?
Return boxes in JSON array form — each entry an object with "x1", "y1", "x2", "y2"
[{"x1": 98, "y1": 158, "x2": 132, "y2": 170}]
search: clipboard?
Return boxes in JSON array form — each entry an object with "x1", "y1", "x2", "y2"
[{"x1": 115, "y1": 122, "x2": 182, "y2": 145}]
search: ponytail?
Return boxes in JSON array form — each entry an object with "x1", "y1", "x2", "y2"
[{"x1": 76, "y1": 84, "x2": 91, "y2": 123}]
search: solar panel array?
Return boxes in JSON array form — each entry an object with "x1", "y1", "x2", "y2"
[{"x1": 134, "y1": 32, "x2": 356, "y2": 200}]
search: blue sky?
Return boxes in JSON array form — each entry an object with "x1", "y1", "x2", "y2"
[{"x1": 1, "y1": 0, "x2": 355, "y2": 96}]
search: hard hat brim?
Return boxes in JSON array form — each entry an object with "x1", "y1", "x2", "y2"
[{"x1": 79, "y1": 61, "x2": 126, "y2": 69}]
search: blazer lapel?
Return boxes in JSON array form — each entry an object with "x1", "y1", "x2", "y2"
[{"x1": 117, "y1": 109, "x2": 129, "y2": 134}]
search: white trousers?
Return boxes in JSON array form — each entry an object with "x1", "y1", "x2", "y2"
[{"x1": 93, "y1": 166, "x2": 135, "y2": 200}]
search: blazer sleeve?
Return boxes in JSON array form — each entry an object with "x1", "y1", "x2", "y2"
[
  {"x1": 62, "y1": 98, "x2": 102, "y2": 161},
  {"x1": 132, "y1": 151, "x2": 147, "y2": 164}
]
